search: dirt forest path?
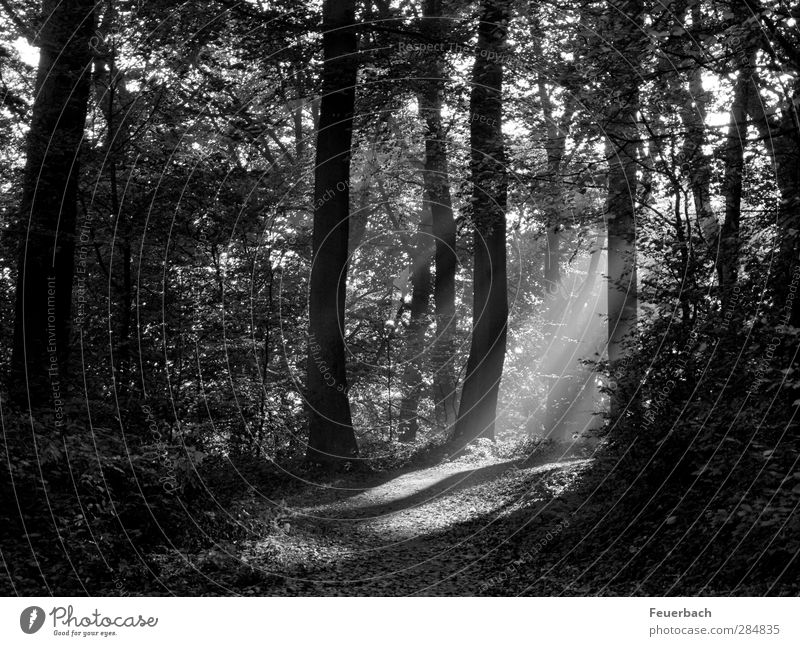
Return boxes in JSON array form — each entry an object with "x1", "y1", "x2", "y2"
[{"x1": 203, "y1": 452, "x2": 592, "y2": 596}]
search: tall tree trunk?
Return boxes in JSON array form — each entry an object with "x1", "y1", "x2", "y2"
[
  {"x1": 10, "y1": 0, "x2": 95, "y2": 410},
  {"x1": 666, "y1": 2, "x2": 718, "y2": 246},
  {"x1": 534, "y1": 27, "x2": 574, "y2": 434},
  {"x1": 452, "y1": 0, "x2": 510, "y2": 448},
  {"x1": 534, "y1": 31, "x2": 571, "y2": 294},
  {"x1": 745, "y1": 74, "x2": 800, "y2": 326},
  {"x1": 419, "y1": 0, "x2": 458, "y2": 432},
  {"x1": 605, "y1": 0, "x2": 642, "y2": 417},
  {"x1": 679, "y1": 30, "x2": 718, "y2": 244},
  {"x1": 672, "y1": 187, "x2": 693, "y2": 325},
  {"x1": 718, "y1": 53, "x2": 755, "y2": 294},
  {"x1": 257, "y1": 268, "x2": 274, "y2": 452},
  {"x1": 772, "y1": 137, "x2": 800, "y2": 328},
  {"x1": 95, "y1": 6, "x2": 135, "y2": 396},
  {"x1": 305, "y1": 0, "x2": 359, "y2": 464},
  {"x1": 398, "y1": 206, "x2": 433, "y2": 442}
]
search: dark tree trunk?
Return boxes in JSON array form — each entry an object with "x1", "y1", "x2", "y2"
[
  {"x1": 673, "y1": 188, "x2": 692, "y2": 325},
  {"x1": 663, "y1": 2, "x2": 717, "y2": 248},
  {"x1": 745, "y1": 75, "x2": 800, "y2": 326},
  {"x1": 419, "y1": 0, "x2": 458, "y2": 432},
  {"x1": 10, "y1": 0, "x2": 95, "y2": 411},
  {"x1": 292, "y1": 73, "x2": 306, "y2": 159},
  {"x1": 605, "y1": 0, "x2": 642, "y2": 418},
  {"x1": 533, "y1": 31, "x2": 570, "y2": 294},
  {"x1": 398, "y1": 207, "x2": 433, "y2": 442},
  {"x1": 718, "y1": 55, "x2": 755, "y2": 294},
  {"x1": 452, "y1": 0, "x2": 510, "y2": 448},
  {"x1": 533, "y1": 26, "x2": 574, "y2": 433},
  {"x1": 772, "y1": 127, "x2": 800, "y2": 328},
  {"x1": 305, "y1": 0, "x2": 359, "y2": 465},
  {"x1": 680, "y1": 5, "x2": 718, "y2": 245},
  {"x1": 95, "y1": 12, "x2": 135, "y2": 396},
  {"x1": 258, "y1": 268, "x2": 274, "y2": 452}
]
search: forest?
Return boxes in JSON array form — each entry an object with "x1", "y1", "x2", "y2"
[{"x1": 0, "y1": 0, "x2": 798, "y2": 596}]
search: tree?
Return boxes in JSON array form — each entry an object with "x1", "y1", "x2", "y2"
[
  {"x1": 419, "y1": 0, "x2": 459, "y2": 433},
  {"x1": 452, "y1": 0, "x2": 510, "y2": 447},
  {"x1": 718, "y1": 51, "x2": 756, "y2": 294},
  {"x1": 305, "y1": 0, "x2": 360, "y2": 464},
  {"x1": 93, "y1": 0, "x2": 136, "y2": 395},
  {"x1": 741, "y1": 11, "x2": 800, "y2": 325},
  {"x1": 531, "y1": 29, "x2": 572, "y2": 294},
  {"x1": 10, "y1": 0, "x2": 95, "y2": 410},
  {"x1": 531, "y1": 24, "x2": 577, "y2": 436},
  {"x1": 677, "y1": 2, "x2": 718, "y2": 247},
  {"x1": 603, "y1": 0, "x2": 642, "y2": 417}
]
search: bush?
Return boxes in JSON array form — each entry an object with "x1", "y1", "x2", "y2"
[{"x1": 0, "y1": 407, "x2": 205, "y2": 594}]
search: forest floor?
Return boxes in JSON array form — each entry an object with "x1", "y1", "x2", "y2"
[{"x1": 155, "y1": 443, "x2": 592, "y2": 595}]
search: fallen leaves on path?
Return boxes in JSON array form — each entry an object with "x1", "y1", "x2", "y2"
[{"x1": 157, "y1": 451, "x2": 590, "y2": 596}]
